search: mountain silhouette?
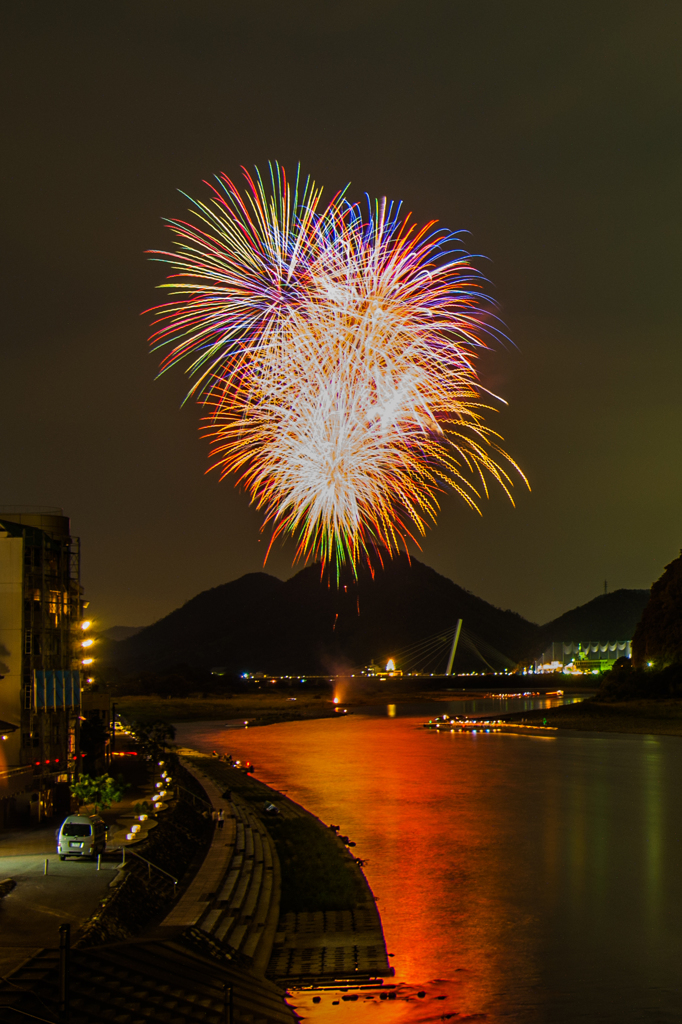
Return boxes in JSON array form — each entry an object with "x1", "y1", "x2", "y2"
[
  {"x1": 102, "y1": 558, "x2": 650, "y2": 676},
  {"x1": 632, "y1": 552, "x2": 682, "y2": 668},
  {"x1": 535, "y1": 589, "x2": 650, "y2": 655},
  {"x1": 104, "y1": 555, "x2": 538, "y2": 676}
]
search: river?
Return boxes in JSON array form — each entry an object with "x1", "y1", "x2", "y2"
[{"x1": 175, "y1": 703, "x2": 682, "y2": 1023}]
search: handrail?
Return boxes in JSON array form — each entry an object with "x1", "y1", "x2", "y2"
[
  {"x1": 121, "y1": 847, "x2": 178, "y2": 887},
  {"x1": 0, "y1": 1006, "x2": 57, "y2": 1023},
  {"x1": 0, "y1": 765, "x2": 33, "y2": 780},
  {"x1": 177, "y1": 783, "x2": 212, "y2": 810}
]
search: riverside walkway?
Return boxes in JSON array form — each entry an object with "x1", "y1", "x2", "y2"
[
  {"x1": 0, "y1": 763, "x2": 296, "y2": 1024},
  {"x1": 0, "y1": 773, "x2": 162, "y2": 978},
  {"x1": 177, "y1": 751, "x2": 392, "y2": 985},
  {"x1": 160, "y1": 757, "x2": 280, "y2": 975}
]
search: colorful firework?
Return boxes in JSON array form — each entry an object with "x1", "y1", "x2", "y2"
[{"x1": 148, "y1": 164, "x2": 527, "y2": 572}]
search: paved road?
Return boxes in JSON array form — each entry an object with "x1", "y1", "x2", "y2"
[
  {"x1": 0, "y1": 822, "x2": 121, "y2": 977},
  {"x1": 0, "y1": 766, "x2": 164, "y2": 978}
]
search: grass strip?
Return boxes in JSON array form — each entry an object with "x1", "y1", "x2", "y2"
[
  {"x1": 267, "y1": 816, "x2": 362, "y2": 914},
  {"x1": 183, "y1": 757, "x2": 365, "y2": 914}
]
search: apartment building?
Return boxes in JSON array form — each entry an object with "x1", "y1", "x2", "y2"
[{"x1": 0, "y1": 507, "x2": 84, "y2": 826}]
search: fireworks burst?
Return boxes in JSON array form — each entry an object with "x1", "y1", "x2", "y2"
[{"x1": 148, "y1": 164, "x2": 527, "y2": 572}]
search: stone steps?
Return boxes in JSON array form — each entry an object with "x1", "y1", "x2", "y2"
[
  {"x1": 0, "y1": 949, "x2": 60, "y2": 1005},
  {"x1": 160, "y1": 759, "x2": 280, "y2": 976},
  {"x1": 267, "y1": 905, "x2": 392, "y2": 983},
  {"x1": 217, "y1": 864, "x2": 241, "y2": 902},
  {"x1": 196, "y1": 794, "x2": 277, "y2": 969},
  {"x1": 175, "y1": 755, "x2": 388, "y2": 985}
]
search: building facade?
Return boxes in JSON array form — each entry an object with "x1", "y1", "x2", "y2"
[
  {"x1": 0, "y1": 508, "x2": 84, "y2": 826},
  {"x1": 535, "y1": 640, "x2": 631, "y2": 674}
]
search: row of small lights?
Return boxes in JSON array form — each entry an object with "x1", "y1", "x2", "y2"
[
  {"x1": 125, "y1": 762, "x2": 173, "y2": 841},
  {"x1": 33, "y1": 753, "x2": 88, "y2": 766},
  {"x1": 242, "y1": 664, "x2": 519, "y2": 679},
  {"x1": 154, "y1": 761, "x2": 173, "y2": 804},
  {"x1": 30, "y1": 612, "x2": 111, "y2": 757},
  {"x1": 80, "y1": 619, "x2": 96, "y2": 683},
  {"x1": 242, "y1": 659, "x2": 398, "y2": 681}
]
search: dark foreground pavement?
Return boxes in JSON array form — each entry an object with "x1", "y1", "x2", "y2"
[{"x1": 0, "y1": 823, "x2": 119, "y2": 977}]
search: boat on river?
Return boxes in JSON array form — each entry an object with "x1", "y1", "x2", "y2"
[
  {"x1": 423, "y1": 713, "x2": 462, "y2": 729},
  {"x1": 423, "y1": 714, "x2": 558, "y2": 735}
]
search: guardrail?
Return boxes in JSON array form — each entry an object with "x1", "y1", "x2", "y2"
[
  {"x1": 0, "y1": 766, "x2": 35, "y2": 797},
  {"x1": 0, "y1": 765, "x2": 33, "y2": 780},
  {"x1": 177, "y1": 783, "x2": 212, "y2": 811},
  {"x1": 121, "y1": 847, "x2": 178, "y2": 889}
]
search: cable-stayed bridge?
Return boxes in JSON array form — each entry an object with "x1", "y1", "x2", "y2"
[{"x1": 385, "y1": 621, "x2": 517, "y2": 675}]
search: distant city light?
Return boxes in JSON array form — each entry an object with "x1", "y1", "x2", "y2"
[
  {"x1": 81, "y1": 638, "x2": 94, "y2": 648},
  {"x1": 80, "y1": 620, "x2": 91, "y2": 630},
  {"x1": 386, "y1": 658, "x2": 396, "y2": 672}
]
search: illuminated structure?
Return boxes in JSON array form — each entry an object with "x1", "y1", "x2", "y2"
[
  {"x1": 0, "y1": 507, "x2": 84, "y2": 826},
  {"x1": 535, "y1": 640, "x2": 631, "y2": 674}
]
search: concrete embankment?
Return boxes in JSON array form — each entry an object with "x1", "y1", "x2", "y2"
[
  {"x1": 178, "y1": 750, "x2": 393, "y2": 985},
  {"x1": 4, "y1": 747, "x2": 390, "y2": 988},
  {"x1": 0, "y1": 758, "x2": 299, "y2": 1024},
  {"x1": 158, "y1": 755, "x2": 281, "y2": 974}
]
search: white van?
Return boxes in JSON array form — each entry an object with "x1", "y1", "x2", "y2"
[{"x1": 57, "y1": 814, "x2": 107, "y2": 860}]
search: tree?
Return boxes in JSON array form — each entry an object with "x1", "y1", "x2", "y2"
[
  {"x1": 70, "y1": 773, "x2": 128, "y2": 812},
  {"x1": 129, "y1": 719, "x2": 176, "y2": 759},
  {"x1": 632, "y1": 551, "x2": 682, "y2": 668}
]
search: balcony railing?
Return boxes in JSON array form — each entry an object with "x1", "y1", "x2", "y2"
[{"x1": 0, "y1": 765, "x2": 33, "y2": 781}]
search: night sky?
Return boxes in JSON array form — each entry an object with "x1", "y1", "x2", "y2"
[{"x1": 2, "y1": 2, "x2": 680, "y2": 629}]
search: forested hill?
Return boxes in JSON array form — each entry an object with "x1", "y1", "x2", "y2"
[
  {"x1": 103, "y1": 555, "x2": 539, "y2": 676},
  {"x1": 102, "y1": 561, "x2": 651, "y2": 677},
  {"x1": 536, "y1": 589, "x2": 650, "y2": 653},
  {"x1": 632, "y1": 552, "x2": 682, "y2": 668},
  {"x1": 104, "y1": 571, "x2": 285, "y2": 675}
]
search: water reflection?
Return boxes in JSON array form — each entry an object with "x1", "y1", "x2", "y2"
[
  {"x1": 176, "y1": 717, "x2": 682, "y2": 1023},
  {"x1": 363, "y1": 694, "x2": 588, "y2": 719},
  {"x1": 643, "y1": 737, "x2": 661, "y2": 935}
]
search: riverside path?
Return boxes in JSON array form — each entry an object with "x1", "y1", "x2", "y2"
[{"x1": 176, "y1": 750, "x2": 392, "y2": 985}]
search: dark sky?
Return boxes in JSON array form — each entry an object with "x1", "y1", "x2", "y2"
[{"x1": 2, "y1": 1, "x2": 680, "y2": 628}]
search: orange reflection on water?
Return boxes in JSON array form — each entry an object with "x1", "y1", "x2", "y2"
[
  {"x1": 177, "y1": 715, "x2": 543, "y2": 1021},
  {"x1": 176, "y1": 712, "x2": 682, "y2": 1023}
]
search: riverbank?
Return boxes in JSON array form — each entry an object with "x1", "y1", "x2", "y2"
[
  {"x1": 180, "y1": 751, "x2": 392, "y2": 984},
  {"x1": 117, "y1": 692, "x2": 340, "y2": 726},
  {"x1": 503, "y1": 696, "x2": 682, "y2": 735},
  {"x1": 174, "y1": 705, "x2": 682, "y2": 1023},
  {"x1": 118, "y1": 689, "x2": 682, "y2": 738},
  {"x1": 116, "y1": 684, "x2": 593, "y2": 728}
]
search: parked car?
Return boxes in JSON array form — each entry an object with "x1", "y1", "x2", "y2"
[{"x1": 57, "y1": 814, "x2": 107, "y2": 860}]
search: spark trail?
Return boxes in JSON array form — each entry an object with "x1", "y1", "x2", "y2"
[{"x1": 148, "y1": 164, "x2": 527, "y2": 573}]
